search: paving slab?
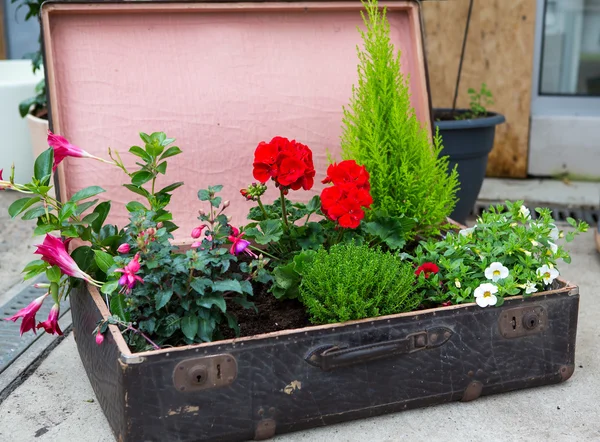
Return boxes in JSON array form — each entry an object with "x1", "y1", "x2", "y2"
[{"x1": 0, "y1": 229, "x2": 598, "y2": 442}]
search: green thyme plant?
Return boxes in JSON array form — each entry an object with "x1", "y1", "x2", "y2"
[
  {"x1": 411, "y1": 201, "x2": 588, "y2": 307},
  {"x1": 340, "y1": 0, "x2": 459, "y2": 236},
  {"x1": 299, "y1": 243, "x2": 420, "y2": 324}
]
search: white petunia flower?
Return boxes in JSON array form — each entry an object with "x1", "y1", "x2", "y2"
[
  {"x1": 530, "y1": 239, "x2": 540, "y2": 247},
  {"x1": 537, "y1": 264, "x2": 559, "y2": 285},
  {"x1": 549, "y1": 225, "x2": 560, "y2": 241},
  {"x1": 519, "y1": 205, "x2": 531, "y2": 220},
  {"x1": 524, "y1": 281, "x2": 538, "y2": 294},
  {"x1": 459, "y1": 226, "x2": 475, "y2": 237},
  {"x1": 548, "y1": 241, "x2": 558, "y2": 254},
  {"x1": 484, "y1": 262, "x2": 509, "y2": 282},
  {"x1": 454, "y1": 279, "x2": 461, "y2": 288},
  {"x1": 474, "y1": 283, "x2": 499, "y2": 308}
]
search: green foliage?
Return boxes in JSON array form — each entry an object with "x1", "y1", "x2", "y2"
[
  {"x1": 455, "y1": 83, "x2": 494, "y2": 120},
  {"x1": 299, "y1": 243, "x2": 420, "y2": 324},
  {"x1": 339, "y1": 0, "x2": 459, "y2": 236},
  {"x1": 411, "y1": 201, "x2": 589, "y2": 306},
  {"x1": 105, "y1": 189, "x2": 259, "y2": 351}
]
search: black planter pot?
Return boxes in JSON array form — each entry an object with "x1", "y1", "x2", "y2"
[{"x1": 434, "y1": 109, "x2": 505, "y2": 224}]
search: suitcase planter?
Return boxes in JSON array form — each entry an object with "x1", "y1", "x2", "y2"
[{"x1": 38, "y1": 1, "x2": 582, "y2": 441}]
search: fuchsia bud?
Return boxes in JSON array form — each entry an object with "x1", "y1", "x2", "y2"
[
  {"x1": 96, "y1": 331, "x2": 105, "y2": 345},
  {"x1": 156, "y1": 222, "x2": 164, "y2": 229},
  {"x1": 191, "y1": 241, "x2": 202, "y2": 248},
  {"x1": 33, "y1": 283, "x2": 50, "y2": 289},
  {"x1": 37, "y1": 303, "x2": 63, "y2": 336},
  {"x1": 191, "y1": 225, "x2": 206, "y2": 239},
  {"x1": 223, "y1": 200, "x2": 230, "y2": 209},
  {"x1": 5, "y1": 293, "x2": 48, "y2": 335},
  {"x1": 117, "y1": 243, "x2": 131, "y2": 254}
]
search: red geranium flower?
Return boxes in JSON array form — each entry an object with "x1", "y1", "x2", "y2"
[
  {"x1": 415, "y1": 262, "x2": 440, "y2": 278},
  {"x1": 320, "y1": 160, "x2": 372, "y2": 229},
  {"x1": 252, "y1": 137, "x2": 315, "y2": 191},
  {"x1": 322, "y1": 160, "x2": 370, "y2": 190}
]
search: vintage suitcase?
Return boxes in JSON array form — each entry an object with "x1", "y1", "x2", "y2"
[{"x1": 41, "y1": 1, "x2": 580, "y2": 441}]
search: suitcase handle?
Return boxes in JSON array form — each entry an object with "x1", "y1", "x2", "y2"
[{"x1": 304, "y1": 327, "x2": 453, "y2": 371}]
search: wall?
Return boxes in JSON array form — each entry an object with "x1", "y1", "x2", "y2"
[
  {"x1": 422, "y1": 0, "x2": 537, "y2": 178},
  {"x1": 2, "y1": 0, "x2": 39, "y2": 59},
  {"x1": 0, "y1": 0, "x2": 6, "y2": 58}
]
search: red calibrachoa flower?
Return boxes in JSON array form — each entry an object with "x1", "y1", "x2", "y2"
[
  {"x1": 252, "y1": 137, "x2": 315, "y2": 191},
  {"x1": 320, "y1": 160, "x2": 373, "y2": 229},
  {"x1": 415, "y1": 262, "x2": 440, "y2": 279}
]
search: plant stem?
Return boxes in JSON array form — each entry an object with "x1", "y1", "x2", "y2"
[
  {"x1": 256, "y1": 197, "x2": 269, "y2": 220},
  {"x1": 279, "y1": 189, "x2": 289, "y2": 229},
  {"x1": 451, "y1": 0, "x2": 473, "y2": 114},
  {"x1": 249, "y1": 245, "x2": 278, "y2": 261},
  {"x1": 125, "y1": 324, "x2": 160, "y2": 350}
]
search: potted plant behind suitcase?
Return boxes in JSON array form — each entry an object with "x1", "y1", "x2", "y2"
[
  {"x1": 431, "y1": 0, "x2": 506, "y2": 224},
  {"x1": 11, "y1": 0, "x2": 50, "y2": 164}
]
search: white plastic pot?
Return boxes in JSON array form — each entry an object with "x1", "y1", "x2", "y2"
[{"x1": 0, "y1": 60, "x2": 45, "y2": 184}]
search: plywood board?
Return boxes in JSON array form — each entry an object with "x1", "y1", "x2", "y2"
[{"x1": 423, "y1": 0, "x2": 537, "y2": 178}]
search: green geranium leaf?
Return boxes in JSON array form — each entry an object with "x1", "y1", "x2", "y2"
[
  {"x1": 245, "y1": 219, "x2": 283, "y2": 245},
  {"x1": 364, "y1": 215, "x2": 414, "y2": 250}
]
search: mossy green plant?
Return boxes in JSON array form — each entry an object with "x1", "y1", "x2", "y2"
[
  {"x1": 299, "y1": 243, "x2": 420, "y2": 324},
  {"x1": 340, "y1": 0, "x2": 459, "y2": 236}
]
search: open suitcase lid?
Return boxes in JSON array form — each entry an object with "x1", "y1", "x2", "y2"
[{"x1": 41, "y1": 0, "x2": 431, "y2": 243}]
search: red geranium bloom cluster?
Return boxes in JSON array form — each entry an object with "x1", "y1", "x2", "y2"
[
  {"x1": 320, "y1": 160, "x2": 373, "y2": 229},
  {"x1": 252, "y1": 137, "x2": 315, "y2": 191}
]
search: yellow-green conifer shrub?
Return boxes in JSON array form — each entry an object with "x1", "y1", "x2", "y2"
[{"x1": 340, "y1": 0, "x2": 459, "y2": 236}]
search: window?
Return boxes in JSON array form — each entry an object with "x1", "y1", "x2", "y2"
[{"x1": 540, "y1": 0, "x2": 600, "y2": 96}]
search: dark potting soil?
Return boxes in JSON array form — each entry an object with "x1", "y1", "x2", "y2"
[
  {"x1": 221, "y1": 284, "x2": 311, "y2": 339},
  {"x1": 433, "y1": 110, "x2": 492, "y2": 121}
]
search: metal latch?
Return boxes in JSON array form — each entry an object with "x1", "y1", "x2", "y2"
[
  {"x1": 498, "y1": 305, "x2": 546, "y2": 338},
  {"x1": 173, "y1": 354, "x2": 237, "y2": 392}
]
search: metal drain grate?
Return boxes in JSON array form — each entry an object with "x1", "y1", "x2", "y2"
[
  {"x1": 473, "y1": 201, "x2": 600, "y2": 225},
  {"x1": 0, "y1": 277, "x2": 70, "y2": 375}
]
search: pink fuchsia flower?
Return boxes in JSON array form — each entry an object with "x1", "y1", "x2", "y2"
[
  {"x1": 4, "y1": 293, "x2": 48, "y2": 336},
  {"x1": 227, "y1": 226, "x2": 257, "y2": 258},
  {"x1": 34, "y1": 234, "x2": 95, "y2": 283},
  {"x1": 95, "y1": 331, "x2": 104, "y2": 345},
  {"x1": 191, "y1": 241, "x2": 202, "y2": 248},
  {"x1": 191, "y1": 225, "x2": 206, "y2": 239},
  {"x1": 37, "y1": 303, "x2": 63, "y2": 335},
  {"x1": 115, "y1": 253, "x2": 144, "y2": 292},
  {"x1": 116, "y1": 243, "x2": 131, "y2": 254}
]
